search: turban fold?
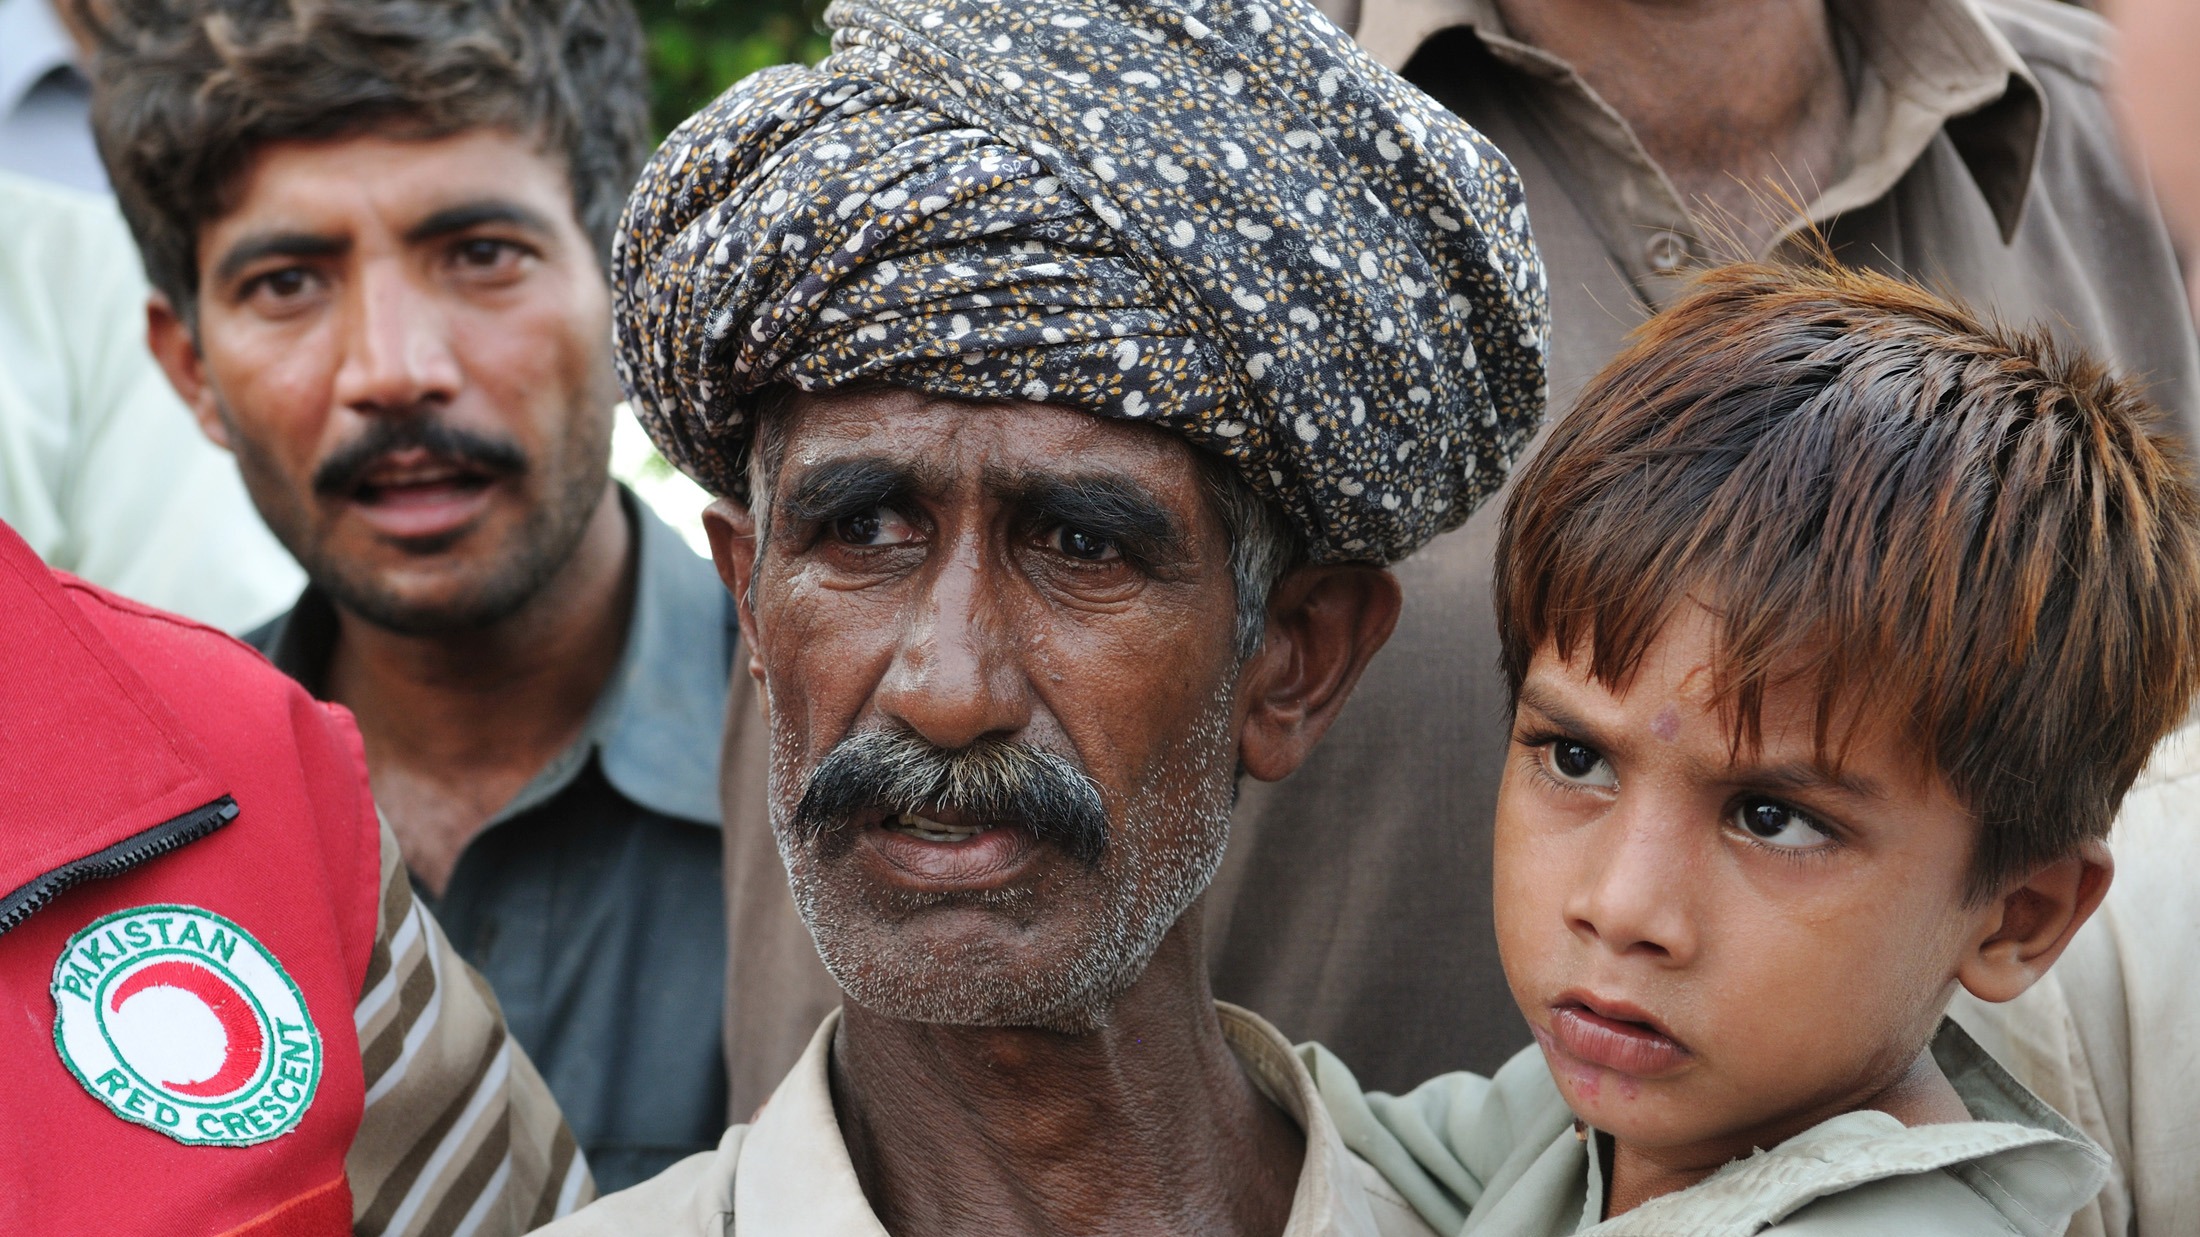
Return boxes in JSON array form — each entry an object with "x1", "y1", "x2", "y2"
[{"x1": 615, "y1": 0, "x2": 1548, "y2": 564}]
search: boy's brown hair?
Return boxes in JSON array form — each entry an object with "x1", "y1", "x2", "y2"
[
  {"x1": 81, "y1": 0, "x2": 650, "y2": 322},
  {"x1": 1497, "y1": 263, "x2": 2200, "y2": 898}
]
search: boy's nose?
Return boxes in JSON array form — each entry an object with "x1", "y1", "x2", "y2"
[{"x1": 1563, "y1": 807, "x2": 1699, "y2": 966}]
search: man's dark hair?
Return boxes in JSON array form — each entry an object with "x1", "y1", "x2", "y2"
[
  {"x1": 1497, "y1": 262, "x2": 2200, "y2": 900},
  {"x1": 82, "y1": 0, "x2": 650, "y2": 317}
]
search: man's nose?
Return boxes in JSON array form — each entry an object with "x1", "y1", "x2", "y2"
[
  {"x1": 331, "y1": 262, "x2": 463, "y2": 415},
  {"x1": 873, "y1": 541, "x2": 1034, "y2": 750},
  {"x1": 1563, "y1": 802, "x2": 1699, "y2": 966}
]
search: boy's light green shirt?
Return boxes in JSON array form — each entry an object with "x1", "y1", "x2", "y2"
[{"x1": 1304, "y1": 1020, "x2": 2108, "y2": 1236}]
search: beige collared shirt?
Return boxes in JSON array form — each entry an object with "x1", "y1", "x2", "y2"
[
  {"x1": 540, "y1": 1003, "x2": 1436, "y2": 1236},
  {"x1": 1950, "y1": 719, "x2": 2200, "y2": 1237}
]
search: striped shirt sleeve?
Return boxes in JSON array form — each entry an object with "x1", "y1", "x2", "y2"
[{"x1": 346, "y1": 816, "x2": 596, "y2": 1235}]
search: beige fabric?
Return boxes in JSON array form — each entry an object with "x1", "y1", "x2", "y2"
[
  {"x1": 1952, "y1": 719, "x2": 2200, "y2": 1237},
  {"x1": 716, "y1": 0, "x2": 2200, "y2": 1116},
  {"x1": 553, "y1": 1003, "x2": 1435, "y2": 1236},
  {"x1": 348, "y1": 816, "x2": 594, "y2": 1235}
]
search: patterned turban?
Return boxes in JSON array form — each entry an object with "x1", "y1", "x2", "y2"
[{"x1": 614, "y1": 0, "x2": 1548, "y2": 564}]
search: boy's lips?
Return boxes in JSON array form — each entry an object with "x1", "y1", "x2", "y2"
[{"x1": 1543, "y1": 992, "x2": 1694, "y2": 1079}]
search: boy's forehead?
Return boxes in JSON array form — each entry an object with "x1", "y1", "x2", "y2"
[
  {"x1": 1524, "y1": 609, "x2": 1930, "y2": 795},
  {"x1": 1533, "y1": 604, "x2": 1723, "y2": 714}
]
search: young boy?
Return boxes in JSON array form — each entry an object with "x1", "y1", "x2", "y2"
[{"x1": 1306, "y1": 263, "x2": 2200, "y2": 1234}]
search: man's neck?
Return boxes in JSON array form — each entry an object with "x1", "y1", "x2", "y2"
[
  {"x1": 326, "y1": 483, "x2": 634, "y2": 893},
  {"x1": 1495, "y1": 0, "x2": 1850, "y2": 254},
  {"x1": 830, "y1": 916, "x2": 1305, "y2": 1237}
]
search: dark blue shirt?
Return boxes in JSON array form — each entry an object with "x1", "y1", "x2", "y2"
[{"x1": 248, "y1": 491, "x2": 732, "y2": 1192}]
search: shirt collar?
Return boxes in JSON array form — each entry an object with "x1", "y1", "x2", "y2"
[
  {"x1": 1354, "y1": 0, "x2": 2044, "y2": 243},
  {"x1": 725, "y1": 1003, "x2": 1417, "y2": 1236},
  {"x1": 1582, "y1": 1019, "x2": 2108, "y2": 1236},
  {"x1": 260, "y1": 486, "x2": 731, "y2": 827},
  {"x1": 587, "y1": 490, "x2": 731, "y2": 825},
  {"x1": 0, "y1": 0, "x2": 80, "y2": 118}
]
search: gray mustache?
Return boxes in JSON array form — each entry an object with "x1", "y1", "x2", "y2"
[{"x1": 790, "y1": 729, "x2": 1109, "y2": 867}]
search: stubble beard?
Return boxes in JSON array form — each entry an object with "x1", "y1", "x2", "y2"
[
  {"x1": 222, "y1": 393, "x2": 614, "y2": 636},
  {"x1": 771, "y1": 681, "x2": 1240, "y2": 1034}
]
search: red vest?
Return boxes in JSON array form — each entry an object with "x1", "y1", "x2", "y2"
[{"x1": 0, "y1": 520, "x2": 377, "y2": 1236}]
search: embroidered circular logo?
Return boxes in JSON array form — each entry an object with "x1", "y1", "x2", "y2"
[{"x1": 50, "y1": 904, "x2": 322, "y2": 1146}]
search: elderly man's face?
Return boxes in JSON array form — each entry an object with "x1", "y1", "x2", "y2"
[{"x1": 731, "y1": 388, "x2": 1253, "y2": 1030}]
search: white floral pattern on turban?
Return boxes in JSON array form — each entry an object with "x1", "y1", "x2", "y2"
[{"x1": 615, "y1": 0, "x2": 1548, "y2": 564}]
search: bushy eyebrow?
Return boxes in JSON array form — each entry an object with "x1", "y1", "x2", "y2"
[
  {"x1": 403, "y1": 200, "x2": 557, "y2": 245},
  {"x1": 775, "y1": 455, "x2": 1188, "y2": 565},
  {"x1": 1005, "y1": 472, "x2": 1184, "y2": 564},
  {"x1": 210, "y1": 200, "x2": 555, "y2": 287},
  {"x1": 213, "y1": 231, "x2": 347, "y2": 284},
  {"x1": 779, "y1": 457, "x2": 914, "y2": 527}
]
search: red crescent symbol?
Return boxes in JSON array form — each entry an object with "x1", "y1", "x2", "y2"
[{"x1": 109, "y1": 959, "x2": 266, "y2": 1098}]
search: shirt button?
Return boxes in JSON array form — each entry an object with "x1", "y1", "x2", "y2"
[{"x1": 1645, "y1": 230, "x2": 1690, "y2": 272}]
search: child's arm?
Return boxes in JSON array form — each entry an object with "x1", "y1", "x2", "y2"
[{"x1": 1300, "y1": 1041, "x2": 1576, "y2": 1234}]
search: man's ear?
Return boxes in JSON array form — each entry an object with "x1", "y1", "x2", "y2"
[
  {"x1": 1235, "y1": 564, "x2": 1402, "y2": 783},
  {"x1": 1956, "y1": 837, "x2": 2114, "y2": 1004},
  {"x1": 703, "y1": 496, "x2": 766, "y2": 688},
  {"x1": 145, "y1": 293, "x2": 233, "y2": 452}
]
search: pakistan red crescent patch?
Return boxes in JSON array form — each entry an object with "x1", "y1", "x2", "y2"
[{"x1": 50, "y1": 904, "x2": 323, "y2": 1146}]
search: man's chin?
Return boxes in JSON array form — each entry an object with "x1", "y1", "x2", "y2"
[
  {"x1": 310, "y1": 566, "x2": 542, "y2": 636},
  {"x1": 800, "y1": 905, "x2": 1152, "y2": 1034},
  {"x1": 833, "y1": 956, "x2": 1125, "y2": 1034},
  {"x1": 301, "y1": 529, "x2": 564, "y2": 635}
]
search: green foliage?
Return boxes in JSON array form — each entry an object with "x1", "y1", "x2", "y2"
[{"x1": 639, "y1": 0, "x2": 831, "y2": 138}]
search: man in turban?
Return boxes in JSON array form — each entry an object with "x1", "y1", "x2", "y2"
[{"x1": 542, "y1": 0, "x2": 1545, "y2": 1230}]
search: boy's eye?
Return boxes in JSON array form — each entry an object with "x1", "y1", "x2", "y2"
[
  {"x1": 1733, "y1": 797, "x2": 1833, "y2": 850},
  {"x1": 1544, "y1": 739, "x2": 1615, "y2": 788},
  {"x1": 1046, "y1": 525, "x2": 1120, "y2": 562},
  {"x1": 830, "y1": 507, "x2": 919, "y2": 547}
]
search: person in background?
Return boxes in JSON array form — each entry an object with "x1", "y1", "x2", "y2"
[
  {"x1": 2112, "y1": 0, "x2": 2200, "y2": 311},
  {"x1": 0, "y1": 170, "x2": 303, "y2": 630},
  {"x1": 86, "y1": 0, "x2": 732, "y2": 1191},
  {"x1": 0, "y1": 512, "x2": 587, "y2": 1235},
  {"x1": 0, "y1": 0, "x2": 102, "y2": 190},
  {"x1": 1202, "y1": 0, "x2": 2195, "y2": 1093}
]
